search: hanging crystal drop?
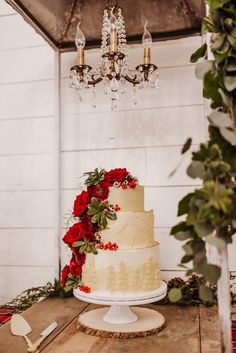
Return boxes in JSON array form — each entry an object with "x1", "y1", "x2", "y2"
[
  {"x1": 132, "y1": 85, "x2": 138, "y2": 106},
  {"x1": 92, "y1": 86, "x2": 96, "y2": 108},
  {"x1": 120, "y1": 77, "x2": 126, "y2": 94},
  {"x1": 110, "y1": 76, "x2": 119, "y2": 92},
  {"x1": 104, "y1": 76, "x2": 110, "y2": 95}
]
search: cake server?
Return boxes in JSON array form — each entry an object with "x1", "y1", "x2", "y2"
[
  {"x1": 27, "y1": 320, "x2": 58, "y2": 352},
  {"x1": 11, "y1": 314, "x2": 33, "y2": 348}
]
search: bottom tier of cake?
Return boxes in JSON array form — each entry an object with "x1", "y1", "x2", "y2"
[{"x1": 81, "y1": 242, "x2": 160, "y2": 294}]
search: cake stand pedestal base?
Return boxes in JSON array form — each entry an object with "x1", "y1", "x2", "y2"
[
  {"x1": 77, "y1": 307, "x2": 165, "y2": 338},
  {"x1": 75, "y1": 281, "x2": 167, "y2": 338}
]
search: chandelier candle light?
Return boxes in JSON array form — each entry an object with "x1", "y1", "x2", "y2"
[{"x1": 69, "y1": 0, "x2": 159, "y2": 109}]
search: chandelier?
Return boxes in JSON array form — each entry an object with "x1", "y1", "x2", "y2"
[{"x1": 69, "y1": 0, "x2": 159, "y2": 109}]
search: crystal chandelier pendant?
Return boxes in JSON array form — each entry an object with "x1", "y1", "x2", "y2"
[{"x1": 69, "y1": 1, "x2": 159, "y2": 109}]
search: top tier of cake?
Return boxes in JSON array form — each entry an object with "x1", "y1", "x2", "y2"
[
  {"x1": 100, "y1": 184, "x2": 155, "y2": 250},
  {"x1": 108, "y1": 185, "x2": 144, "y2": 211}
]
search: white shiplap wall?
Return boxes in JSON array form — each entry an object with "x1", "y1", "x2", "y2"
[
  {"x1": 0, "y1": 2, "x2": 56, "y2": 303},
  {"x1": 61, "y1": 35, "x2": 231, "y2": 281}
]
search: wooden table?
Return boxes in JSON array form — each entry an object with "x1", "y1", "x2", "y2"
[{"x1": 0, "y1": 297, "x2": 221, "y2": 353}]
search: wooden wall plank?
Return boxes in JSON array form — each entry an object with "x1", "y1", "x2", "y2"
[
  {"x1": 0, "y1": 118, "x2": 54, "y2": 154},
  {"x1": 0, "y1": 229, "x2": 55, "y2": 266},
  {"x1": 0, "y1": 191, "x2": 55, "y2": 228},
  {"x1": 61, "y1": 148, "x2": 146, "y2": 189},
  {"x1": 0, "y1": 2, "x2": 15, "y2": 15},
  {"x1": 0, "y1": 266, "x2": 55, "y2": 303},
  {"x1": 0, "y1": 14, "x2": 45, "y2": 50},
  {"x1": 0, "y1": 154, "x2": 54, "y2": 190},
  {"x1": 61, "y1": 106, "x2": 205, "y2": 151},
  {"x1": 0, "y1": 81, "x2": 54, "y2": 118},
  {"x1": 0, "y1": 46, "x2": 54, "y2": 84},
  {"x1": 146, "y1": 145, "x2": 200, "y2": 186},
  {"x1": 145, "y1": 186, "x2": 198, "y2": 228}
]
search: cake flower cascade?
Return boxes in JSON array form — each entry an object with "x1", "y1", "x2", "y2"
[{"x1": 61, "y1": 168, "x2": 137, "y2": 293}]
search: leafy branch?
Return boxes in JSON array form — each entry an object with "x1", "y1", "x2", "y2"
[{"x1": 170, "y1": 0, "x2": 236, "y2": 302}]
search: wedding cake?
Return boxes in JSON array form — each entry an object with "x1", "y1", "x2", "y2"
[{"x1": 61, "y1": 168, "x2": 160, "y2": 297}]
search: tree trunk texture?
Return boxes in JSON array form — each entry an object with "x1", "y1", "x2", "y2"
[
  {"x1": 217, "y1": 247, "x2": 232, "y2": 353},
  {"x1": 208, "y1": 244, "x2": 232, "y2": 353}
]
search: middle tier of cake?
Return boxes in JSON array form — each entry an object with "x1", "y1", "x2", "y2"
[{"x1": 100, "y1": 210, "x2": 155, "y2": 249}]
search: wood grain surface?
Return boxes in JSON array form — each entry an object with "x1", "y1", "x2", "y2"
[{"x1": 0, "y1": 298, "x2": 220, "y2": 353}]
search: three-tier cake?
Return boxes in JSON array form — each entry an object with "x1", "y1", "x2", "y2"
[
  {"x1": 61, "y1": 168, "x2": 161, "y2": 298},
  {"x1": 82, "y1": 185, "x2": 160, "y2": 295}
]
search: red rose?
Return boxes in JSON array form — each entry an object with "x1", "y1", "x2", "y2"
[
  {"x1": 61, "y1": 265, "x2": 70, "y2": 286},
  {"x1": 69, "y1": 257, "x2": 82, "y2": 276},
  {"x1": 76, "y1": 252, "x2": 86, "y2": 266},
  {"x1": 80, "y1": 214, "x2": 98, "y2": 233},
  {"x1": 73, "y1": 191, "x2": 90, "y2": 217},
  {"x1": 104, "y1": 168, "x2": 128, "y2": 185},
  {"x1": 87, "y1": 181, "x2": 110, "y2": 200},
  {"x1": 63, "y1": 222, "x2": 86, "y2": 247}
]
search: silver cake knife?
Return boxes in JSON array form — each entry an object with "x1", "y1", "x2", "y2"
[{"x1": 27, "y1": 321, "x2": 58, "y2": 352}]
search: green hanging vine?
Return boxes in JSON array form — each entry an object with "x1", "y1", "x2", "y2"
[{"x1": 169, "y1": 0, "x2": 236, "y2": 303}]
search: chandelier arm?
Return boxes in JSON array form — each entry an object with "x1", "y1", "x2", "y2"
[
  {"x1": 88, "y1": 77, "x2": 103, "y2": 85},
  {"x1": 124, "y1": 74, "x2": 140, "y2": 85}
]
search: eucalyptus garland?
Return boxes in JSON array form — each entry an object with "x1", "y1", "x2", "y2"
[{"x1": 169, "y1": 0, "x2": 236, "y2": 303}]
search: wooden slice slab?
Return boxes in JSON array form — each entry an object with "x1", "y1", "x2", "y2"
[{"x1": 76, "y1": 307, "x2": 165, "y2": 338}]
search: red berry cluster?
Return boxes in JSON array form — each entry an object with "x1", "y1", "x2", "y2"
[
  {"x1": 121, "y1": 180, "x2": 137, "y2": 189},
  {"x1": 79, "y1": 284, "x2": 91, "y2": 293},
  {"x1": 111, "y1": 203, "x2": 121, "y2": 212},
  {"x1": 98, "y1": 241, "x2": 118, "y2": 250}
]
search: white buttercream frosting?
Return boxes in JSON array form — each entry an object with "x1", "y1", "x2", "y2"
[
  {"x1": 101, "y1": 210, "x2": 155, "y2": 249},
  {"x1": 82, "y1": 243, "x2": 160, "y2": 294},
  {"x1": 108, "y1": 185, "x2": 144, "y2": 211}
]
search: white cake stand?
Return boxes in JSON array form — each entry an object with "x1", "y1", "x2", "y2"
[{"x1": 74, "y1": 281, "x2": 167, "y2": 338}]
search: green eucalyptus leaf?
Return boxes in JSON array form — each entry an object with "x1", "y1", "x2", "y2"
[
  {"x1": 174, "y1": 230, "x2": 193, "y2": 241},
  {"x1": 168, "y1": 288, "x2": 182, "y2": 303},
  {"x1": 187, "y1": 161, "x2": 205, "y2": 179},
  {"x1": 183, "y1": 243, "x2": 194, "y2": 256},
  {"x1": 228, "y1": 35, "x2": 236, "y2": 49},
  {"x1": 224, "y1": 75, "x2": 236, "y2": 91},
  {"x1": 206, "y1": 234, "x2": 226, "y2": 250},
  {"x1": 178, "y1": 193, "x2": 195, "y2": 216},
  {"x1": 181, "y1": 138, "x2": 192, "y2": 154},
  {"x1": 194, "y1": 222, "x2": 214, "y2": 237},
  {"x1": 208, "y1": 110, "x2": 232, "y2": 128},
  {"x1": 170, "y1": 221, "x2": 189, "y2": 235},
  {"x1": 202, "y1": 263, "x2": 221, "y2": 284},
  {"x1": 203, "y1": 71, "x2": 222, "y2": 104},
  {"x1": 219, "y1": 127, "x2": 236, "y2": 145},
  {"x1": 190, "y1": 43, "x2": 207, "y2": 63},
  {"x1": 195, "y1": 60, "x2": 214, "y2": 79},
  {"x1": 181, "y1": 254, "x2": 194, "y2": 263},
  {"x1": 211, "y1": 33, "x2": 226, "y2": 52},
  {"x1": 218, "y1": 89, "x2": 232, "y2": 108},
  {"x1": 199, "y1": 286, "x2": 214, "y2": 303}
]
